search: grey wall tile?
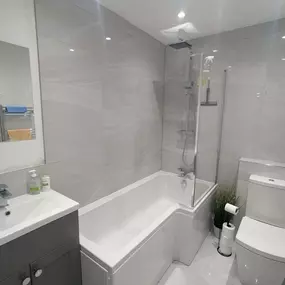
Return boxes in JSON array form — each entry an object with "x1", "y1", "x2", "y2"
[
  {"x1": 162, "y1": 48, "x2": 197, "y2": 174},
  {"x1": 3, "y1": 0, "x2": 165, "y2": 206},
  {"x1": 162, "y1": 48, "x2": 220, "y2": 183},
  {"x1": 0, "y1": 162, "x2": 57, "y2": 198},
  {"x1": 190, "y1": 18, "x2": 285, "y2": 185}
]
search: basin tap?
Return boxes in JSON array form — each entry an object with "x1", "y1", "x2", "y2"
[{"x1": 0, "y1": 184, "x2": 12, "y2": 207}]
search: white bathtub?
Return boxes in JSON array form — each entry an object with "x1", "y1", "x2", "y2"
[{"x1": 79, "y1": 171, "x2": 216, "y2": 285}]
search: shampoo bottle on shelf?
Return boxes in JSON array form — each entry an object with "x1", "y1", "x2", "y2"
[{"x1": 27, "y1": 169, "x2": 41, "y2": 195}]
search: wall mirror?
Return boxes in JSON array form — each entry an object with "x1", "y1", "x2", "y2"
[
  {"x1": 0, "y1": 0, "x2": 44, "y2": 173},
  {"x1": 0, "y1": 40, "x2": 35, "y2": 142}
]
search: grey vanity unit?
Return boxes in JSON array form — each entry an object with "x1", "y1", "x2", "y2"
[{"x1": 0, "y1": 211, "x2": 82, "y2": 285}]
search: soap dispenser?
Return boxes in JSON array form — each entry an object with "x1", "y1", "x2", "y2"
[{"x1": 27, "y1": 169, "x2": 41, "y2": 195}]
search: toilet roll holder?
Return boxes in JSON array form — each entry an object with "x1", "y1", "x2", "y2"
[{"x1": 217, "y1": 203, "x2": 239, "y2": 257}]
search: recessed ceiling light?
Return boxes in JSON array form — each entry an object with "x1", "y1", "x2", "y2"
[
  {"x1": 69, "y1": 48, "x2": 75, "y2": 52},
  {"x1": 178, "y1": 11, "x2": 186, "y2": 19},
  {"x1": 282, "y1": 58, "x2": 285, "y2": 61},
  {"x1": 106, "y1": 37, "x2": 111, "y2": 41},
  {"x1": 213, "y1": 49, "x2": 218, "y2": 53},
  {"x1": 282, "y1": 36, "x2": 285, "y2": 39}
]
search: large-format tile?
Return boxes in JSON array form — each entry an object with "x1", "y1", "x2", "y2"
[
  {"x1": 42, "y1": 100, "x2": 103, "y2": 163},
  {"x1": 162, "y1": 149, "x2": 195, "y2": 174},
  {"x1": 158, "y1": 235, "x2": 240, "y2": 285},
  {"x1": 196, "y1": 150, "x2": 218, "y2": 182},
  {"x1": 32, "y1": 0, "x2": 164, "y2": 204},
  {"x1": 217, "y1": 153, "x2": 240, "y2": 185},
  {"x1": 41, "y1": 80, "x2": 102, "y2": 111},
  {"x1": 162, "y1": 48, "x2": 199, "y2": 175},
  {"x1": 35, "y1": 0, "x2": 98, "y2": 42},
  {"x1": 43, "y1": 160, "x2": 104, "y2": 206},
  {"x1": 162, "y1": 118, "x2": 194, "y2": 151},
  {"x1": 191, "y1": 19, "x2": 285, "y2": 185},
  {"x1": 197, "y1": 106, "x2": 220, "y2": 153},
  {"x1": 0, "y1": 162, "x2": 58, "y2": 198},
  {"x1": 165, "y1": 47, "x2": 192, "y2": 82},
  {"x1": 38, "y1": 37, "x2": 103, "y2": 85},
  {"x1": 234, "y1": 179, "x2": 249, "y2": 230},
  {"x1": 163, "y1": 81, "x2": 189, "y2": 117}
]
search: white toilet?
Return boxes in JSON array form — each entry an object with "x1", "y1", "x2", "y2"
[{"x1": 236, "y1": 175, "x2": 285, "y2": 285}]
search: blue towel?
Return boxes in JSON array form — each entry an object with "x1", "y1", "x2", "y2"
[{"x1": 5, "y1": 105, "x2": 27, "y2": 113}]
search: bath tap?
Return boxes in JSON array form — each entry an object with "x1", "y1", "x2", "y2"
[
  {"x1": 0, "y1": 184, "x2": 12, "y2": 207},
  {"x1": 178, "y1": 168, "x2": 194, "y2": 179}
]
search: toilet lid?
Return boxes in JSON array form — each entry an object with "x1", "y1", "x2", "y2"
[{"x1": 236, "y1": 217, "x2": 285, "y2": 263}]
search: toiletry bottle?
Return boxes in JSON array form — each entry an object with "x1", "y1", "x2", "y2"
[
  {"x1": 41, "y1": 175, "x2": 51, "y2": 191},
  {"x1": 28, "y1": 170, "x2": 41, "y2": 195}
]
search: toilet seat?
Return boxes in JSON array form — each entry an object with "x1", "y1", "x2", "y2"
[{"x1": 236, "y1": 216, "x2": 285, "y2": 263}]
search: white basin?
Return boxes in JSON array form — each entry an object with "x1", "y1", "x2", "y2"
[{"x1": 0, "y1": 190, "x2": 79, "y2": 246}]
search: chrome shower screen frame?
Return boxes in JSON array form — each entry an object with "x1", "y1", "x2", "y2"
[{"x1": 191, "y1": 53, "x2": 204, "y2": 208}]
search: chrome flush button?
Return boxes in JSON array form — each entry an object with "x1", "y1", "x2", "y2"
[
  {"x1": 34, "y1": 269, "x2": 43, "y2": 278},
  {"x1": 22, "y1": 277, "x2": 31, "y2": 285}
]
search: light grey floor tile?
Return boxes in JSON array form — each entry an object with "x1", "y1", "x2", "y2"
[{"x1": 158, "y1": 235, "x2": 242, "y2": 285}]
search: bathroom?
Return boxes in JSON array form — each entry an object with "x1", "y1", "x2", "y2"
[{"x1": 0, "y1": 0, "x2": 285, "y2": 284}]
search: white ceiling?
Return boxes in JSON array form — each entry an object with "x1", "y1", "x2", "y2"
[{"x1": 99, "y1": 0, "x2": 285, "y2": 44}]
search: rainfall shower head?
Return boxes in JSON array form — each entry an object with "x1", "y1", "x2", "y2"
[{"x1": 169, "y1": 41, "x2": 192, "y2": 50}]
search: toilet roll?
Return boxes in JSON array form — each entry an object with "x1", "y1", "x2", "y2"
[
  {"x1": 218, "y1": 222, "x2": 236, "y2": 257},
  {"x1": 225, "y1": 203, "x2": 239, "y2": 215}
]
